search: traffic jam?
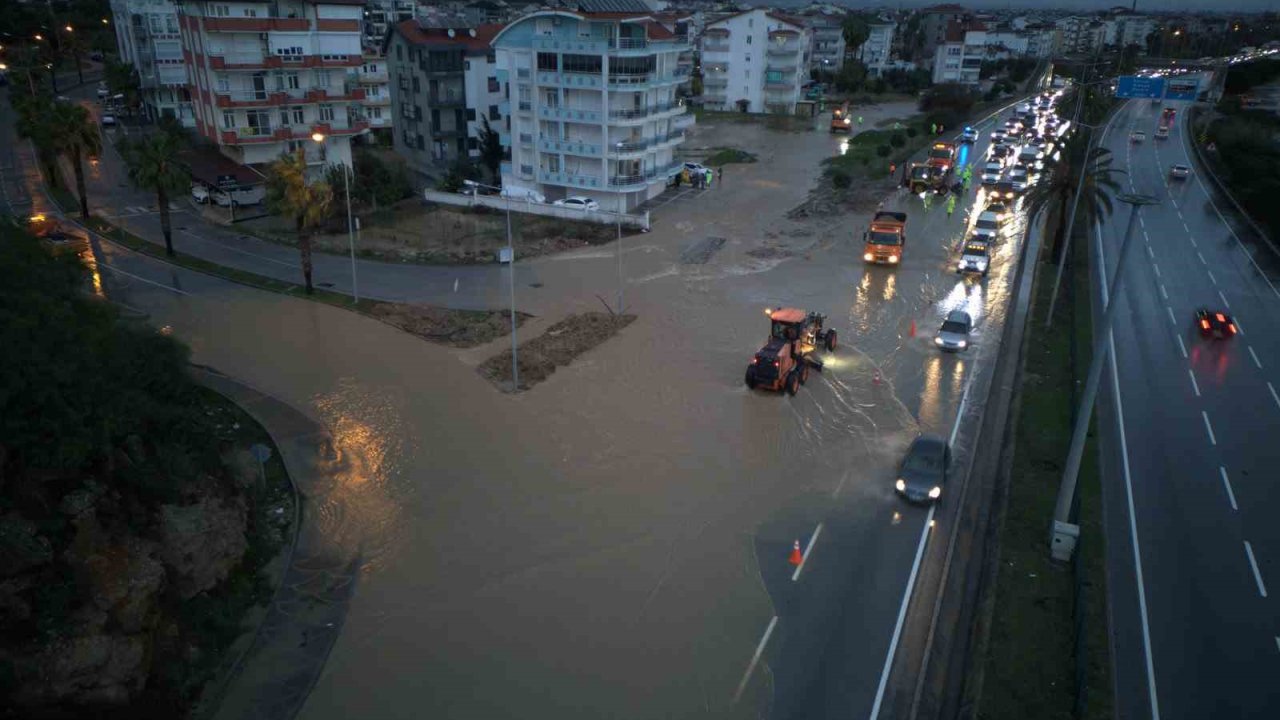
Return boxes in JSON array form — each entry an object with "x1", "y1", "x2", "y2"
[{"x1": 744, "y1": 87, "x2": 1072, "y2": 505}]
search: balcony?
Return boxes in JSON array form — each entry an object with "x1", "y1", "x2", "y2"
[
  {"x1": 202, "y1": 17, "x2": 310, "y2": 32},
  {"x1": 673, "y1": 113, "x2": 695, "y2": 128},
  {"x1": 608, "y1": 162, "x2": 680, "y2": 190},
  {"x1": 539, "y1": 137, "x2": 602, "y2": 157},
  {"x1": 538, "y1": 106, "x2": 602, "y2": 123},
  {"x1": 430, "y1": 90, "x2": 465, "y2": 107},
  {"x1": 537, "y1": 170, "x2": 605, "y2": 190},
  {"x1": 764, "y1": 80, "x2": 796, "y2": 91},
  {"x1": 309, "y1": 120, "x2": 371, "y2": 137},
  {"x1": 608, "y1": 102, "x2": 684, "y2": 124},
  {"x1": 518, "y1": 133, "x2": 534, "y2": 144},
  {"x1": 703, "y1": 76, "x2": 729, "y2": 88},
  {"x1": 360, "y1": 69, "x2": 389, "y2": 83},
  {"x1": 306, "y1": 87, "x2": 367, "y2": 103},
  {"x1": 766, "y1": 65, "x2": 797, "y2": 75},
  {"x1": 220, "y1": 126, "x2": 279, "y2": 145},
  {"x1": 362, "y1": 93, "x2": 391, "y2": 106},
  {"x1": 766, "y1": 43, "x2": 802, "y2": 56},
  {"x1": 701, "y1": 41, "x2": 731, "y2": 53},
  {"x1": 606, "y1": 71, "x2": 686, "y2": 89},
  {"x1": 517, "y1": 100, "x2": 533, "y2": 113}
]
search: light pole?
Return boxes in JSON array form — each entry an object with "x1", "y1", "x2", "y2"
[
  {"x1": 1044, "y1": 114, "x2": 1109, "y2": 329},
  {"x1": 464, "y1": 179, "x2": 519, "y2": 391},
  {"x1": 1050, "y1": 193, "x2": 1160, "y2": 561},
  {"x1": 311, "y1": 132, "x2": 358, "y2": 304},
  {"x1": 615, "y1": 140, "x2": 625, "y2": 315}
]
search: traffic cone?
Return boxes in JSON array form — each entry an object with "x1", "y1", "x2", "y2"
[
  {"x1": 788, "y1": 540, "x2": 803, "y2": 566},
  {"x1": 909, "y1": 319, "x2": 916, "y2": 337}
]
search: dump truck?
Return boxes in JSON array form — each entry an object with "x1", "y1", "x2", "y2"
[
  {"x1": 745, "y1": 308, "x2": 837, "y2": 395},
  {"x1": 926, "y1": 141, "x2": 957, "y2": 174},
  {"x1": 863, "y1": 211, "x2": 907, "y2": 265}
]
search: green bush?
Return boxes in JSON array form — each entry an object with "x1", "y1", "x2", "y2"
[
  {"x1": 890, "y1": 133, "x2": 906, "y2": 148},
  {"x1": 831, "y1": 169, "x2": 852, "y2": 188},
  {"x1": 876, "y1": 144, "x2": 892, "y2": 157},
  {"x1": 906, "y1": 126, "x2": 919, "y2": 138}
]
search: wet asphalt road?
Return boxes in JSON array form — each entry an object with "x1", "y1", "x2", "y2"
[
  {"x1": 3, "y1": 84, "x2": 1042, "y2": 719},
  {"x1": 1094, "y1": 91, "x2": 1280, "y2": 720}
]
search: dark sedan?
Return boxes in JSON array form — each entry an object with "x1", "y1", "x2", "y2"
[{"x1": 895, "y1": 434, "x2": 950, "y2": 503}]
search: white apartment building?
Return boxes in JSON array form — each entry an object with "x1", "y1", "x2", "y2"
[
  {"x1": 354, "y1": 50, "x2": 391, "y2": 136},
  {"x1": 932, "y1": 25, "x2": 984, "y2": 86},
  {"x1": 175, "y1": 0, "x2": 368, "y2": 170},
  {"x1": 493, "y1": 3, "x2": 694, "y2": 212},
  {"x1": 1055, "y1": 16, "x2": 1106, "y2": 54},
  {"x1": 856, "y1": 22, "x2": 897, "y2": 76},
  {"x1": 701, "y1": 9, "x2": 810, "y2": 114},
  {"x1": 805, "y1": 13, "x2": 845, "y2": 75},
  {"x1": 362, "y1": 0, "x2": 415, "y2": 48},
  {"x1": 109, "y1": 0, "x2": 195, "y2": 125}
]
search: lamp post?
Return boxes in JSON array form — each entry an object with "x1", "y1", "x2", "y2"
[
  {"x1": 464, "y1": 179, "x2": 519, "y2": 392},
  {"x1": 1050, "y1": 193, "x2": 1159, "y2": 561},
  {"x1": 312, "y1": 132, "x2": 359, "y2": 304},
  {"x1": 615, "y1": 140, "x2": 625, "y2": 315}
]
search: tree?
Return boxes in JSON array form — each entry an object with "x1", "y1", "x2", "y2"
[
  {"x1": 104, "y1": 59, "x2": 142, "y2": 115},
  {"x1": 12, "y1": 95, "x2": 61, "y2": 187},
  {"x1": 266, "y1": 150, "x2": 334, "y2": 294},
  {"x1": 1030, "y1": 142, "x2": 1122, "y2": 262},
  {"x1": 842, "y1": 15, "x2": 870, "y2": 57},
  {"x1": 51, "y1": 101, "x2": 102, "y2": 220},
  {"x1": 120, "y1": 128, "x2": 190, "y2": 257},
  {"x1": 478, "y1": 116, "x2": 504, "y2": 183},
  {"x1": 835, "y1": 59, "x2": 868, "y2": 93}
]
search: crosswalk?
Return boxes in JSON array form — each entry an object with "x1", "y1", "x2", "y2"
[{"x1": 104, "y1": 203, "x2": 183, "y2": 218}]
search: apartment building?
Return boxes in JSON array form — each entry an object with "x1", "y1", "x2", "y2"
[
  {"x1": 857, "y1": 21, "x2": 897, "y2": 76},
  {"x1": 701, "y1": 9, "x2": 810, "y2": 115},
  {"x1": 109, "y1": 0, "x2": 195, "y2": 125},
  {"x1": 385, "y1": 21, "x2": 502, "y2": 179},
  {"x1": 919, "y1": 3, "x2": 969, "y2": 67},
  {"x1": 931, "y1": 22, "x2": 984, "y2": 86},
  {"x1": 361, "y1": 0, "x2": 415, "y2": 48},
  {"x1": 354, "y1": 49, "x2": 391, "y2": 137},
  {"x1": 493, "y1": 1, "x2": 694, "y2": 212},
  {"x1": 805, "y1": 13, "x2": 845, "y2": 74},
  {"x1": 1055, "y1": 16, "x2": 1106, "y2": 54},
  {"x1": 176, "y1": 0, "x2": 368, "y2": 169}
]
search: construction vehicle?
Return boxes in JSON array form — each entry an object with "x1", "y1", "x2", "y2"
[
  {"x1": 908, "y1": 162, "x2": 950, "y2": 194},
  {"x1": 863, "y1": 211, "x2": 907, "y2": 265},
  {"x1": 926, "y1": 141, "x2": 957, "y2": 174},
  {"x1": 745, "y1": 308, "x2": 837, "y2": 395},
  {"x1": 830, "y1": 102, "x2": 853, "y2": 133}
]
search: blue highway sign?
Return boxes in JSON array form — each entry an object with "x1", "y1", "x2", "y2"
[{"x1": 1115, "y1": 75, "x2": 1166, "y2": 99}]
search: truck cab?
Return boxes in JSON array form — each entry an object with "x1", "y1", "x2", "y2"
[
  {"x1": 927, "y1": 141, "x2": 957, "y2": 174},
  {"x1": 863, "y1": 211, "x2": 907, "y2": 265}
]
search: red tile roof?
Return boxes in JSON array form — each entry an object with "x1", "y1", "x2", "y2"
[{"x1": 393, "y1": 20, "x2": 502, "y2": 51}]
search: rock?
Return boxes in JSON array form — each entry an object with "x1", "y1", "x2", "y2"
[
  {"x1": 9, "y1": 633, "x2": 151, "y2": 707},
  {"x1": 0, "y1": 512, "x2": 53, "y2": 577},
  {"x1": 65, "y1": 514, "x2": 166, "y2": 633},
  {"x1": 157, "y1": 497, "x2": 248, "y2": 598},
  {"x1": 221, "y1": 447, "x2": 260, "y2": 491}
]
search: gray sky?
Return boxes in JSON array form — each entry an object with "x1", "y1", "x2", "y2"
[{"x1": 772, "y1": 1, "x2": 1280, "y2": 11}]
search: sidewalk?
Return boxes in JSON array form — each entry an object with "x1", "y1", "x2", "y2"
[{"x1": 191, "y1": 367, "x2": 362, "y2": 720}]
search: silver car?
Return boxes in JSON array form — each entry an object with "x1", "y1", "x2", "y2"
[
  {"x1": 934, "y1": 310, "x2": 972, "y2": 352},
  {"x1": 1170, "y1": 164, "x2": 1191, "y2": 179}
]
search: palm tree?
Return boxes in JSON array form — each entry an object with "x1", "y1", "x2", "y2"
[
  {"x1": 1030, "y1": 139, "x2": 1122, "y2": 263},
  {"x1": 120, "y1": 129, "x2": 189, "y2": 257},
  {"x1": 12, "y1": 96, "x2": 61, "y2": 188},
  {"x1": 51, "y1": 102, "x2": 102, "y2": 220},
  {"x1": 265, "y1": 149, "x2": 333, "y2": 294}
]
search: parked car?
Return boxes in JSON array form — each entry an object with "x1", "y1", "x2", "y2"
[
  {"x1": 191, "y1": 184, "x2": 211, "y2": 204},
  {"x1": 682, "y1": 161, "x2": 710, "y2": 175},
  {"x1": 498, "y1": 186, "x2": 546, "y2": 204},
  {"x1": 96, "y1": 83, "x2": 110, "y2": 99},
  {"x1": 100, "y1": 113, "x2": 117, "y2": 127},
  {"x1": 554, "y1": 196, "x2": 600, "y2": 211}
]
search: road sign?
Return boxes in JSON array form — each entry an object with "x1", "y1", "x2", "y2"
[
  {"x1": 1115, "y1": 75, "x2": 1166, "y2": 99},
  {"x1": 1165, "y1": 80, "x2": 1200, "y2": 101}
]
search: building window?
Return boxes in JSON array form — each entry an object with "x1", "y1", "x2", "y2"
[
  {"x1": 489, "y1": 105, "x2": 499, "y2": 121},
  {"x1": 536, "y1": 52, "x2": 558, "y2": 71},
  {"x1": 222, "y1": 111, "x2": 235, "y2": 128},
  {"x1": 396, "y1": 45, "x2": 403, "y2": 60},
  {"x1": 746, "y1": 35, "x2": 752, "y2": 45},
  {"x1": 486, "y1": 49, "x2": 496, "y2": 63},
  {"x1": 285, "y1": 73, "x2": 300, "y2": 90},
  {"x1": 488, "y1": 76, "x2": 499, "y2": 92},
  {"x1": 412, "y1": 77, "x2": 420, "y2": 92},
  {"x1": 216, "y1": 74, "x2": 230, "y2": 92},
  {"x1": 318, "y1": 105, "x2": 335, "y2": 122},
  {"x1": 369, "y1": 107, "x2": 382, "y2": 120},
  {"x1": 279, "y1": 109, "x2": 289, "y2": 126},
  {"x1": 213, "y1": 5, "x2": 230, "y2": 17},
  {"x1": 417, "y1": 134, "x2": 425, "y2": 149},
  {"x1": 292, "y1": 106, "x2": 305, "y2": 124},
  {"x1": 275, "y1": 46, "x2": 303, "y2": 56},
  {"x1": 466, "y1": 108, "x2": 476, "y2": 121},
  {"x1": 166, "y1": 15, "x2": 178, "y2": 33},
  {"x1": 562, "y1": 54, "x2": 602, "y2": 74}
]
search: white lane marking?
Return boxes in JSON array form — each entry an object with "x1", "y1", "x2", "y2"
[
  {"x1": 870, "y1": 504, "x2": 935, "y2": 719},
  {"x1": 1146, "y1": 245, "x2": 1154, "y2": 259},
  {"x1": 1177, "y1": 209, "x2": 1184, "y2": 221},
  {"x1": 1202, "y1": 411, "x2": 1217, "y2": 446},
  {"x1": 1188, "y1": 369, "x2": 1201, "y2": 397},
  {"x1": 1176, "y1": 335, "x2": 1188, "y2": 358},
  {"x1": 178, "y1": 228, "x2": 297, "y2": 268},
  {"x1": 948, "y1": 371, "x2": 976, "y2": 448},
  {"x1": 1096, "y1": 209, "x2": 1161, "y2": 720},
  {"x1": 1269, "y1": 382, "x2": 1280, "y2": 410},
  {"x1": 1160, "y1": 284, "x2": 1168, "y2": 300},
  {"x1": 1245, "y1": 541, "x2": 1269, "y2": 598},
  {"x1": 1234, "y1": 316, "x2": 1245, "y2": 334},
  {"x1": 1153, "y1": 263, "x2": 1162, "y2": 278},
  {"x1": 791, "y1": 523, "x2": 824, "y2": 582},
  {"x1": 1249, "y1": 346, "x2": 1262, "y2": 369},
  {"x1": 1207, "y1": 270, "x2": 1218, "y2": 285},
  {"x1": 1189, "y1": 235, "x2": 1198, "y2": 248},
  {"x1": 832, "y1": 468, "x2": 851, "y2": 499},
  {"x1": 1220, "y1": 466, "x2": 1238, "y2": 511},
  {"x1": 734, "y1": 615, "x2": 778, "y2": 703},
  {"x1": 1183, "y1": 221, "x2": 1190, "y2": 233},
  {"x1": 1218, "y1": 290, "x2": 1230, "y2": 309},
  {"x1": 1166, "y1": 306, "x2": 1177, "y2": 325},
  {"x1": 100, "y1": 264, "x2": 192, "y2": 296},
  {"x1": 1197, "y1": 251, "x2": 1207, "y2": 265}
]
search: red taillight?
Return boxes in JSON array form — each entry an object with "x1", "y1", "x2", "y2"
[
  {"x1": 1200, "y1": 319, "x2": 1210, "y2": 329},
  {"x1": 751, "y1": 357, "x2": 758, "y2": 364},
  {"x1": 773, "y1": 360, "x2": 780, "y2": 367},
  {"x1": 1216, "y1": 313, "x2": 1226, "y2": 322},
  {"x1": 1228, "y1": 324, "x2": 1238, "y2": 334}
]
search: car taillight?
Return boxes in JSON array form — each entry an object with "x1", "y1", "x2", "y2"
[
  {"x1": 1228, "y1": 324, "x2": 1238, "y2": 334},
  {"x1": 1200, "y1": 319, "x2": 1210, "y2": 329},
  {"x1": 773, "y1": 360, "x2": 780, "y2": 366},
  {"x1": 1216, "y1": 313, "x2": 1226, "y2": 322},
  {"x1": 751, "y1": 357, "x2": 758, "y2": 364}
]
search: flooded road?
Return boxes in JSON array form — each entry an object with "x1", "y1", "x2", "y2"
[{"x1": 5, "y1": 85, "x2": 1036, "y2": 719}]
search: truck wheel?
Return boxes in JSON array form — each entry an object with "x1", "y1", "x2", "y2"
[
  {"x1": 786, "y1": 371, "x2": 799, "y2": 396},
  {"x1": 825, "y1": 331, "x2": 838, "y2": 352},
  {"x1": 799, "y1": 364, "x2": 809, "y2": 385},
  {"x1": 745, "y1": 367, "x2": 757, "y2": 389}
]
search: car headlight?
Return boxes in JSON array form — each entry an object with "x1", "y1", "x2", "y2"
[
  {"x1": 888, "y1": 255, "x2": 899, "y2": 263},
  {"x1": 934, "y1": 337, "x2": 945, "y2": 346},
  {"x1": 977, "y1": 260, "x2": 988, "y2": 269},
  {"x1": 957, "y1": 262, "x2": 966, "y2": 271},
  {"x1": 863, "y1": 252, "x2": 874, "y2": 261},
  {"x1": 928, "y1": 486, "x2": 942, "y2": 499},
  {"x1": 896, "y1": 479, "x2": 906, "y2": 492},
  {"x1": 957, "y1": 340, "x2": 967, "y2": 348}
]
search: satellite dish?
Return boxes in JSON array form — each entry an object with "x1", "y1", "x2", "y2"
[
  {"x1": 469, "y1": 28, "x2": 477, "y2": 37},
  {"x1": 447, "y1": 28, "x2": 456, "y2": 37}
]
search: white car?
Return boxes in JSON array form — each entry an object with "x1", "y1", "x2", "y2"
[
  {"x1": 554, "y1": 196, "x2": 600, "y2": 211},
  {"x1": 960, "y1": 127, "x2": 979, "y2": 143},
  {"x1": 1130, "y1": 130, "x2": 1146, "y2": 142},
  {"x1": 191, "y1": 184, "x2": 210, "y2": 204},
  {"x1": 1009, "y1": 168, "x2": 1030, "y2": 193},
  {"x1": 499, "y1": 186, "x2": 547, "y2": 204},
  {"x1": 1170, "y1": 164, "x2": 1191, "y2": 180},
  {"x1": 682, "y1": 162, "x2": 710, "y2": 175},
  {"x1": 1018, "y1": 147, "x2": 1043, "y2": 165},
  {"x1": 973, "y1": 210, "x2": 1004, "y2": 241},
  {"x1": 96, "y1": 83, "x2": 109, "y2": 99},
  {"x1": 981, "y1": 162, "x2": 1003, "y2": 185},
  {"x1": 956, "y1": 239, "x2": 991, "y2": 276},
  {"x1": 100, "y1": 113, "x2": 117, "y2": 127},
  {"x1": 990, "y1": 129, "x2": 1008, "y2": 143}
]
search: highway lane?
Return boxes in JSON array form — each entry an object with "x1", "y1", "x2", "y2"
[
  {"x1": 2, "y1": 80, "x2": 1047, "y2": 719},
  {"x1": 1095, "y1": 94, "x2": 1280, "y2": 720}
]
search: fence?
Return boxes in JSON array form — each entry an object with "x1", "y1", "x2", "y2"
[{"x1": 422, "y1": 190, "x2": 651, "y2": 231}]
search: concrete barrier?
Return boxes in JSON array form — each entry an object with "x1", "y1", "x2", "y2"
[{"x1": 422, "y1": 189, "x2": 651, "y2": 231}]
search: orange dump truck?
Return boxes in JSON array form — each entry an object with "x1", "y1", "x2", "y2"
[
  {"x1": 926, "y1": 141, "x2": 957, "y2": 174},
  {"x1": 863, "y1": 211, "x2": 907, "y2": 265}
]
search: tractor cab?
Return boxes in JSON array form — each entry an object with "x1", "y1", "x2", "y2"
[{"x1": 747, "y1": 307, "x2": 838, "y2": 395}]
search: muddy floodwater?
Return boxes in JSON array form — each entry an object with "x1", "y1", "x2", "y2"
[{"x1": 73, "y1": 101, "x2": 1032, "y2": 720}]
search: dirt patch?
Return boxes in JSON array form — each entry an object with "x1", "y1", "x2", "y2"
[
  {"x1": 242, "y1": 201, "x2": 621, "y2": 265},
  {"x1": 478, "y1": 312, "x2": 636, "y2": 392},
  {"x1": 787, "y1": 173, "x2": 900, "y2": 219},
  {"x1": 365, "y1": 301, "x2": 531, "y2": 348}
]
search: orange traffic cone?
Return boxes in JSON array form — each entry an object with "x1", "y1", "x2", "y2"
[
  {"x1": 909, "y1": 319, "x2": 917, "y2": 337},
  {"x1": 788, "y1": 540, "x2": 803, "y2": 566}
]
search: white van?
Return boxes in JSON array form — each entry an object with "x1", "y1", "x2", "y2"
[
  {"x1": 212, "y1": 185, "x2": 265, "y2": 207},
  {"x1": 498, "y1": 186, "x2": 547, "y2": 204}
]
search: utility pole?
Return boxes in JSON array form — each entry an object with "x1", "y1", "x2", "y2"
[{"x1": 1051, "y1": 193, "x2": 1160, "y2": 562}]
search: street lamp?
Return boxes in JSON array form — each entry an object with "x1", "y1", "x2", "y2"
[
  {"x1": 311, "y1": 132, "x2": 359, "y2": 304},
  {"x1": 33, "y1": 34, "x2": 43, "y2": 41},
  {"x1": 464, "y1": 178, "x2": 520, "y2": 391},
  {"x1": 614, "y1": 141, "x2": 625, "y2": 315},
  {"x1": 1050, "y1": 193, "x2": 1160, "y2": 561}
]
